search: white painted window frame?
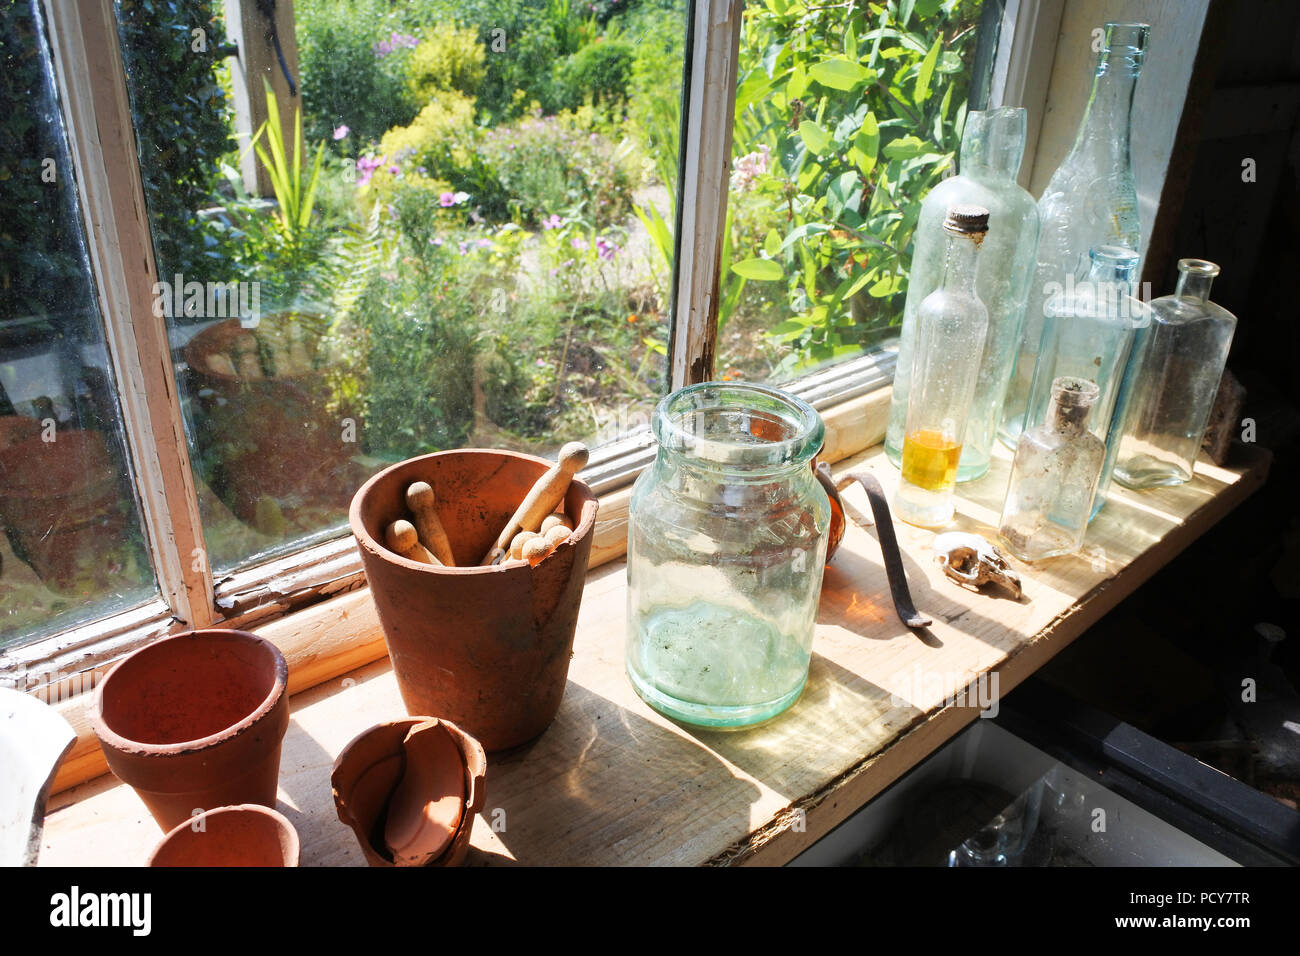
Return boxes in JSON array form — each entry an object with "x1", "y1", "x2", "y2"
[{"x1": 2, "y1": 0, "x2": 1182, "y2": 695}]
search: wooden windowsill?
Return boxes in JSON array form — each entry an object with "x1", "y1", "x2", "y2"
[{"x1": 38, "y1": 438, "x2": 1270, "y2": 866}]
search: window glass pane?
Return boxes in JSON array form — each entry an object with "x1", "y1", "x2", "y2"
[
  {"x1": 719, "y1": 0, "x2": 993, "y2": 383},
  {"x1": 115, "y1": 0, "x2": 685, "y2": 575},
  {"x1": 0, "y1": 1, "x2": 157, "y2": 648}
]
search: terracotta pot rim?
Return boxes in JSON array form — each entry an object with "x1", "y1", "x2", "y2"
[
  {"x1": 91, "y1": 629, "x2": 289, "y2": 757},
  {"x1": 348, "y1": 447, "x2": 598, "y2": 575},
  {"x1": 146, "y1": 803, "x2": 299, "y2": 867},
  {"x1": 183, "y1": 313, "x2": 329, "y2": 386}
]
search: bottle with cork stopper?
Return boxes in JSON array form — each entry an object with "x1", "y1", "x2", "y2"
[
  {"x1": 998, "y1": 376, "x2": 1106, "y2": 561},
  {"x1": 895, "y1": 203, "x2": 991, "y2": 528}
]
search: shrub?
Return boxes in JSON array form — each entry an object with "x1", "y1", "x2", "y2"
[
  {"x1": 557, "y1": 40, "x2": 634, "y2": 112},
  {"x1": 480, "y1": 114, "x2": 636, "y2": 226},
  {"x1": 296, "y1": 0, "x2": 417, "y2": 149},
  {"x1": 406, "y1": 26, "x2": 486, "y2": 104},
  {"x1": 369, "y1": 92, "x2": 479, "y2": 196},
  {"x1": 114, "y1": 0, "x2": 234, "y2": 287}
]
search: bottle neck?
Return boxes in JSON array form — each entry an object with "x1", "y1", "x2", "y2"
[
  {"x1": 1068, "y1": 52, "x2": 1140, "y2": 168},
  {"x1": 1048, "y1": 399, "x2": 1092, "y2": 436},
  {"x1": 1175, "y1": 271, "x2": 1215, "y2": 304},
  {"x1": 938, "y1": 230, "x2": 981, "y2": 294}
]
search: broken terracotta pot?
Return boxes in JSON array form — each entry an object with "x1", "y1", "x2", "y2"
[
  {"x1": 90, "y1": 629, "x2": 290, "y2": 832},
  {"x1": 147, "y1": 804, "x2": 299, "y2": 867},
  {"x1": 349, "y1": 449, "x2": 598, "y2": 750},
  {"x1": 332, "y1": 717, "x2": 486, "y2": 867}
]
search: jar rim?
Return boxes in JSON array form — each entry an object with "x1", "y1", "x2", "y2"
[{"x1": 652, "y1": 382, "x2": 825, "y2": 469}]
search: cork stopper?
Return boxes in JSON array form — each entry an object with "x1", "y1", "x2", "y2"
[
  {"x1": 943, "y1": 204, "x2": 990, "y2": 236},
  {"x1": 1048, "y1": 376, "x2": 1099, "y2": 429}
]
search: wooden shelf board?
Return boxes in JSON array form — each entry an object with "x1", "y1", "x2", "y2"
[{"x1": 39, "y1": 441, "x2": 1270, "y2": 867}]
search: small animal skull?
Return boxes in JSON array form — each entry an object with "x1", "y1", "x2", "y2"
[{"x1": 932, "y1": 532, "x2": 1022, "y2": 599}]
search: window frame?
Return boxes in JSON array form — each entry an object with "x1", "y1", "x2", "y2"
[{"x1": 4, "y1": 0, "x2": 1195, "y2": 705}]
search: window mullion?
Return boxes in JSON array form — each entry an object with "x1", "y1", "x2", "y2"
[
  {"x1": 669, "y1": 0, "x2": 744, "y2": 389},
  {"x1": 42, "y1": 0, "x2": 215, "y2": 627}
]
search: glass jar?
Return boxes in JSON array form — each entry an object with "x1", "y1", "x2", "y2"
[
  {"x1": 1112, "y1": 259, "x2": 1237, "y2": 488},
  {"x1": 885, "y1": 107, "x2": 1040, "y2": 482},
  {"x1": 1000, "y1": 22, "x2": 1149, "y2": 449},
  {"x1": 998, "y1": 377, "x2": 1106, "y2": 562},
  {"x1": 626, "y1": 383, "x2": 829, "y2": 728},
  {"x1": 895, "y1": 204, "x2": 990, "y2": 528}
]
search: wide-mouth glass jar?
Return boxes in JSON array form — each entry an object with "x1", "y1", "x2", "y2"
[{"x1": 626, "y1": 382, "x2": 829, "y2": 728}]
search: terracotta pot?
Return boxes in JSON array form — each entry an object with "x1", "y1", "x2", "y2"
[
  {"x1": 0, "y1": 429, "x2": 129, "y2": 590},
  {"x1": 349, "y1": 449, "x2": 598, "y2": 750},
  {"x1": 332, "y1": 717, "x2": 486, "y2": 867},
  {"x1": 90, "y1": 629, "x2": 290, "y2": 832},
  {"x1": 183, "y1": 314, "x2": 359, "y2": 526},
  {"x1": 147, "y1": 804, "x2": 299, "y2": 867}
]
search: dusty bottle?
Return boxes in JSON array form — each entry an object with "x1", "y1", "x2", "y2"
[
  {"x1": 1024, "y1": 244, "x2": 1150, "y2": 519},
  {"x1": 1112, "y1": 259, "x2": 1237, "y2": 488},
  {"x1": 886, "y1": 107, "x2": 1040, "y2": 482},
  {"x1": 999, "y1": 377, "x2": 1105, "y2": 562},
  {"x1": 895, "y1": 204, "x2": 990, "y2": 528},
  {"x1": 1000, "y1": 22, "x2": 1149, "y2": 449}
]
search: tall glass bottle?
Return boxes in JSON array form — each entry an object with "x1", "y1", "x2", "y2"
[
  {"x1": 886, "y1": 108, "x2": 1040, "y2": 482},
  {"x1": 1000, "y1": 21, "x2": 1149, "y2": 448},
  {"x1": 1112, "y1": 259, "x2": 1237, "y2": 488},
  {"x1": 999, "y1": 377, "x2": 1105, "y2": 562},
  {"x1": 1026, "y1": 245, "x2": 1150, "y2": 519},
  {"x1": 896, "y1": 205, "x2": 989, "y2": 528}
]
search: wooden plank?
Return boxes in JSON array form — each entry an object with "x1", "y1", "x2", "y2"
[
  {"x1": 670, "y1": 0, "x2": 743, "y2": 387},
  {"x1": 38, "y1": 440, "x2": 1269, "y2": 866}
]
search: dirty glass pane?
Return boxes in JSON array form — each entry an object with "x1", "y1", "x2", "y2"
[
  {"x1": 115, "y1": 0, "x2": 686, "y2": 575},
  {"x1": 717, "y1": 0, "x2": 994, "y2": 384},
  {"x1": 0, "y1": 1, "x2": 157, "y2": 648}
]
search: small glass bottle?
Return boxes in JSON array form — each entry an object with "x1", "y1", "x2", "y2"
[
  {"x1": 626, "y1": 382, "x2": 829, "y2": 728},
  {"x1": 999, "y1": 377, "x2": 1105, "y2": 562},
  {"x1": 886, "y1": 107, "x2": 1040, "y2": 482},
  {"x1": 1023, "y1": 244, "x2": 1150, "y2": 518},
  {"x1": 1000, "y1": 22, "x2": 1150, "y2": 449},
  {"x1": 1112, "y1": 259, "x2": 1237, "y2": 488},
  {"x1": 896, "y1": 204, "x2": 990, "y2": 528}
]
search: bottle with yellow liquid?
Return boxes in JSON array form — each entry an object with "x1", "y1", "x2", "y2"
[{"x1": 896, "y1": 205, "x2": 990, "y2": 527}]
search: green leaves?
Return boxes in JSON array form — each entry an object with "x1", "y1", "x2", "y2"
[
  {"x1": 914, "y1": 38, "x2": 941, "y2": 103},
  {"x1": 798, "y1": 120, "x2": 833, "y2": 155},
  {"x1": 809, "y1": 56, "x2": 874, "y2": 91},
  {"x1": 732, "y1": 258, "x2": 785, "y2": 281}
]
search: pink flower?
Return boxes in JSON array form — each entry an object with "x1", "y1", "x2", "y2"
[
  {"x1": 440, "y1": 192, "x2": 456, "y2": 207},
  {"x1": 596, "y1": 237, "x2": 619, "y2": 260},
  {"x1": 333, "y1": 125, "x2": 349, "y2": 140},
  {"x1": 543, "y1": 214, "x2": 563, "y2": 230},
  {"x1": 570, "y1": 237, "x2": 588, "y2": 251}
]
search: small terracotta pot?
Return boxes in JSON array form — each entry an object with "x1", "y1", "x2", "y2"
[
  {"x1": 91, "y1": 629, "x2": 289, "y2": 832},
  {"x1": 147, "y1": 804, "x2": 299, "y2": 867},
  {"x1": 332, "y1": 718, "x2": 486, "y2": 867},
  {"x1": 350, "y1": 449, "x2": 598, "y2": 750}
]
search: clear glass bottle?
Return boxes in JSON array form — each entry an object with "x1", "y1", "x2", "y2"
[
  {"x1": 626, "y1": 382, "x2": 829, "y2": 729},
  {"x1": 1000, "y1": 22, "x2": 1149, "y2": 449},
  {"x1": 886, "y1": 108, "x2": 1040, "y2": 482},
  {"x1": 999, "y1": 377, "x2": 1105, "y2": 562},
  {"x1": 1112, "y1": 259, "x2": 1237, "y2": 488},
  {"x1": 895, "y1": 205, "x2": 990, "y2": 528},
  {"x1": 1023, "y1": 244, "x2": 1150, "y2": 519}
]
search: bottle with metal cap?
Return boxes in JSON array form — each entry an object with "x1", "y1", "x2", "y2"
[
  {"x1": 1000, "y1": 21, "x2": 1150, "y2": 449},
  {"x1": 885, "y1": 107, "x2": 1040, "y2": 482},
  {"x1": 895, "y1": 204, "x2": 990, "y2": 528}
]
